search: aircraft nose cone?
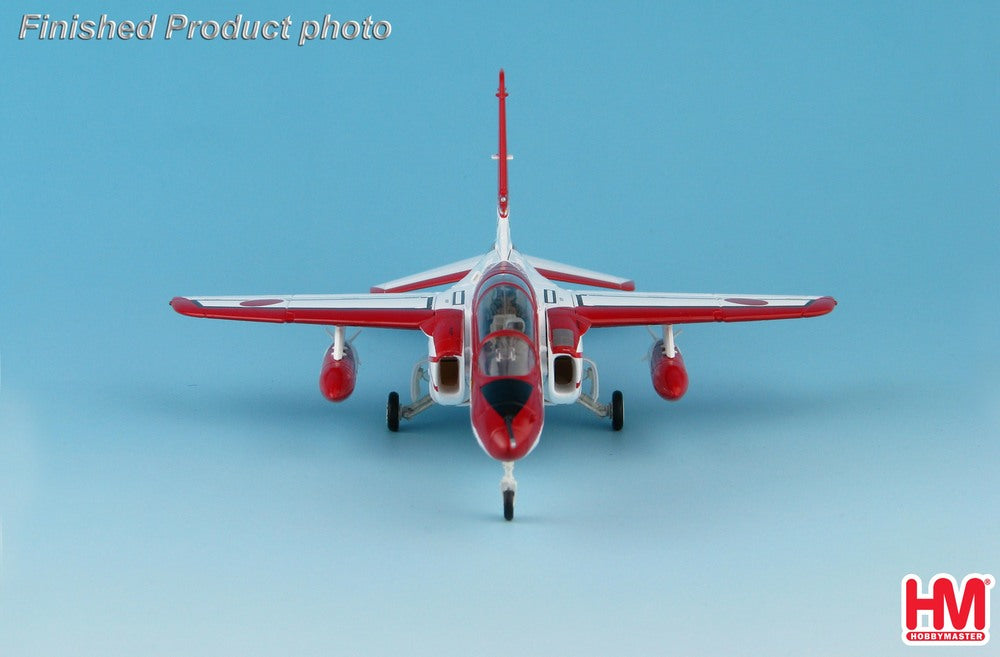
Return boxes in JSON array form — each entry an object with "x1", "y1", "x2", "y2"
[{"x1": 474, "y1": 379, "x2": 543, "y2": 461}]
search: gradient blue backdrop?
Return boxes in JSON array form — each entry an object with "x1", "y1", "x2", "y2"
[{"x1": 2, "y1": 2, "x2": 998, "y2": 655}]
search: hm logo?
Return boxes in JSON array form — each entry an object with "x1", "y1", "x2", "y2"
[{"x1": 902, "y1": 573, "x2": 993, "y2": 646}]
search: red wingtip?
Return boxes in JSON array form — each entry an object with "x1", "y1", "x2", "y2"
[
  {"x1": 170, "y1": 296, "x2": 204, "y2": 317},
  {"x1": 804, "y1": 296, "x2": 837, "y2": 317}
]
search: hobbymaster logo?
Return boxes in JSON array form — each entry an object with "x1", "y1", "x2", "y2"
[{"x1": 901, "y1": 573, "x2": 993, "y2": 646}]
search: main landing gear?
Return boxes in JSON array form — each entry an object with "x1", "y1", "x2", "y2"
[
  {"x1": 386, "y1": 391, "x2": 400, "y2": 432},
  {"x1": 576, "y1": 358, "x2": 624, "y2": 431},
  {"x1": 386, "y1": 359, "x2": 435, "y2": 432}
]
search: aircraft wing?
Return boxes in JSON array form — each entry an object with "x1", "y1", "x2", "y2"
[
  {"x1": 170, "y1": 293, "x2": 436, "y2": 329},
  {"x1": 570, "y1": 291, "x2": 836, "y2": 327}
]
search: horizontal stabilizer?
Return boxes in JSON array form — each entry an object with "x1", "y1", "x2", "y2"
[
  {"x1": 370, "y1": 256, "x2": 482, "y2": 293},
  {"x1": 524, "y1": 255, "x2": 635, "y2": 291}
]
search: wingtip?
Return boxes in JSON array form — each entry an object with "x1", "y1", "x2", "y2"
[
  {"x1": 170, "y1": 296, "x2": 203, "y2": 317},
  {"x1": 805, "y1": 296, "x2": 837, "y2": 317}
]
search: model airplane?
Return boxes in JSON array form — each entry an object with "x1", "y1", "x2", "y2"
[{"x1": 171, "y1": 70, "x2": 836, "y2": 520}]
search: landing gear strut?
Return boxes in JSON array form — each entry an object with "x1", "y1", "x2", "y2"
[
  {"x1": 575, "y1": 358, "x2": 624, "y2": 430},
  {"x1": 501, "y1": 461, "x2": 517, "y2": 521},
  {"x1": 387, "y1": 359, "x2": 436, "y2": 431}
]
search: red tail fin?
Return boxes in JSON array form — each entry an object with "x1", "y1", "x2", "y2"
[{"x1": 496, "y1": 69, "x2": 509, "y2": 219}]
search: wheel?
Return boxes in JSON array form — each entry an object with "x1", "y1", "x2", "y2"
[
  {"x1": 503, "y1": 489, "x2": 515, "y2": 521},
  {"x1": 386, "y1": 391, "x2": 400, "y2": 432},
  {"x1": 611, "y1": 390, "x2": 624, "y2": 431}
]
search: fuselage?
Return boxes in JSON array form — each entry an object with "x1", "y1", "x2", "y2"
[
  {"x1": 470, "y1": 263, "x2": 544, "y2": 460},
  {"x1": 420, "y1": 242, "x2": 582, "y2": 463}
]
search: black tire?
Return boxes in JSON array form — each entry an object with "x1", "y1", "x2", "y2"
[
  {"x1": 611, "y1": 390, "x2": 624, "y2": 431},
  {"x1": 503, "y1": 489, "x2": 515, "y2": 521},
  {"x1": 386, "y1": 391, "x2": 400, "y2": 432}
]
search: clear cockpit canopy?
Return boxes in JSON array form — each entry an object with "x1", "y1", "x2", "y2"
[
  {"x1": 476, "y1": 275, "x2": 534, "y2": 342},
  {"x1": 478, "y1": 333, "x2": 533, "y2": 376},
  {"x1": 475, "y1": 274, "x2": 536, "y2": 377}
]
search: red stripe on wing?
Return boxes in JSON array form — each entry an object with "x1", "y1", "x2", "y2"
[
  {"x1": 576, "y1": 296, "x2": 836, "y2": 327},
  {"x1": 170, "y1": 297, "x2": 434, "y2": 329}
]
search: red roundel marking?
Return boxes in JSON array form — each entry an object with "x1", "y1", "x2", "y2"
[
  {"x1": 725, "y1": 297, "x2": 769, "y2": 306},
  {"x1": 240, "y1": 298, "x2": 284, "y2": 307}
]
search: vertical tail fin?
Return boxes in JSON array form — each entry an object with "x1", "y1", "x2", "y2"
[{"x1": 493, "y1": 69, "x2": 512, "y2": 258}]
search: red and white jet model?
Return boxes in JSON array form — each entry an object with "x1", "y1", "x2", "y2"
[{"x1": 171, "y1": 70, "x2": 836, "y2": 520}]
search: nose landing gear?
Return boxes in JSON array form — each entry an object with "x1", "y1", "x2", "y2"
[{"x1": 500, "y1": 461, "x2": 517, "y2": 521}]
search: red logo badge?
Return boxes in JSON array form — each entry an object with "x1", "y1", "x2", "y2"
[{"x1": 902, "y1": 573, "x2": 993, "y2": 646}]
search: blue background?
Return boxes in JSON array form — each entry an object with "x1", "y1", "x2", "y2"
[{"x1": 2, "y1": 2, "x2": 997, "y2": 655}]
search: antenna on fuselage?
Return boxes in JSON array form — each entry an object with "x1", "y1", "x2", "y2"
[{"x1": 492, "y1": 69, "x2": 513, "y2": 259}]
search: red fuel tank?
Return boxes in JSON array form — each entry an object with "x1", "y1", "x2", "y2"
[
  {"x1": 650, "y1": 339, "x2": 688, "y2": 401},
  {"x1": 319, "y1": 343, "x2": 357, "y2": 402}
]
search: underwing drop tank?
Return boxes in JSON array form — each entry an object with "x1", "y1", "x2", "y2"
[
  {"x1": 649, "y1": 338, "x2": 688, "y2": 401},
  {"x1": 319, "y1": 342, "x2": 358, "y2": 402}
]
